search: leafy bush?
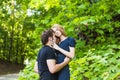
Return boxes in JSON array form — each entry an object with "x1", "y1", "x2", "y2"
[
  {"x1": 18, "y1": 43, "x2": 120, "y2": 80},
  {"x1": 18, "y1": 60, "x2": 39, "y2": 80},
  {"x1": 70, "y1": 43, "x2": 120, "y2": 80}
]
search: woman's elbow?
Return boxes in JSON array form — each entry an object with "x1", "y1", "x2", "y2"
[
  {"x1": 34, "y1": 69, "x2": 39, "y2": 73},
  {"x1": 34, "y1": 63, "x2": 39, "y2": 73},
  {"x1": 69, "y1": 54, "x2": 75, "y2": 59},
  {"x1": 70, "y1": 56, "x2": 74, "y2": 59},
  {"x1": 49, "y1": 69, "x2": 56, "y2": 74}
]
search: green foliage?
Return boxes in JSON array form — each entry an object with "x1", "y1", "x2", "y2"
[
  {"x1": 70, "y1": 43, "x2": 120, "y2": 80},
  {"x1": 18, "y1": 60, "x2": 39, "y2": 80},
  {"x1": 18, "y1": 43, "x2": 120, "y2": 80},
  {"x1": 0, "y1": 0, "x2": 37, "y2": 63}
]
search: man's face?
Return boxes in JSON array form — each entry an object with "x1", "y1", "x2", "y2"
[
  {"x1": 52, "y1": 33, "x2": 56, "y2": 43},
  {"x1": 49, "y1": 33, "x2": 55, "y2": 46}
]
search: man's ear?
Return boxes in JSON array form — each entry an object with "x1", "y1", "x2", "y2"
[{"x1": 48, "y1": 37, "x2": 52, "y2": 41}]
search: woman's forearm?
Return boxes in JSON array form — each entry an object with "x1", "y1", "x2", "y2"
[{"x1": 58, "y1": 47, "x2": 75, "y2": 59}]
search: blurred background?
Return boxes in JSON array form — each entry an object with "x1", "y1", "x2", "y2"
[{"x1": 0, "y1": 0, "x2": 120, "y2": 80}]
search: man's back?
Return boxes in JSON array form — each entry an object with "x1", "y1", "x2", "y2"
[{"x1": 37, "y1": 46, "x2": 57, "y2": 80}]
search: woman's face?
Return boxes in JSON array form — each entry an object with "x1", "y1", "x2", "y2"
[{"x1": 52, "y1": 28, "x2": 61, "y2": 37}]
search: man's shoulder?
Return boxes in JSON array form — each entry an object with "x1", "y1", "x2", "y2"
[
  {"x1": 44, "y1": 46, "x2": 53, "y2": 51},
  {"x1": 39, "y1": 46, "x2": 54, "y2": 53}
]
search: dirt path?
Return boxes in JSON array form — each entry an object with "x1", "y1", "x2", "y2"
[
  {"x1": 0, "y1": 73, "x2": 19, "y2": 80},
  {"x1": 0, "y1": 61, "x2": 24, "y2": 80}
]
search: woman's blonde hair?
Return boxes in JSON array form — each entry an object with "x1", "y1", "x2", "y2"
[{"x1": 52, "y1": 24, "x2": 66, "y2": 37}]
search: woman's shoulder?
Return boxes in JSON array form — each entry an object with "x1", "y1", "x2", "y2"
[
  {"x1": 67, "y1": 37, "x2": 75, "y2": 41},
  {"x1": 67, "y1": 37, "x2": 76, "y2": 46}
]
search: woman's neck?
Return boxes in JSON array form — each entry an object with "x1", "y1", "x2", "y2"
[{"x1": 60, "y1": 35, "x2": 67, "y2": 42}]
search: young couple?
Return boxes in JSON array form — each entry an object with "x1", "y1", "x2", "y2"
[{"x1": 35, "y1": 24, "x2": 76, "y2": 80}]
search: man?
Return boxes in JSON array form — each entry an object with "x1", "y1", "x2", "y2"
[{"x1": 36, "y1": 29, "x2": 70, "y2": 80}]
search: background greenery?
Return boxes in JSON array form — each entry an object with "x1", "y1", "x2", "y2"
[{"x1": 0, "y1": 0, "x2": 120, "y2": 80}]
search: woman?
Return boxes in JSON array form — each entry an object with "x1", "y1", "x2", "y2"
[{"x1": 52, "y1": 24, "x2": 76, "y2": 80}]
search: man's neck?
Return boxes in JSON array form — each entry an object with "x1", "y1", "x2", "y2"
[{"x1": 46, "y1": 43, "x2": 52, "y2": 47}]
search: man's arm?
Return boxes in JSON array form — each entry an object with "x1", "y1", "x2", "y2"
[{"x1": 47, "y1": 57, "x2": 70, "y2": 74}]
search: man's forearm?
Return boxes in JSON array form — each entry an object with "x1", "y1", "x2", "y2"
[{"x1": 54, "y1": 61, "x2": 68, "y2": 73}]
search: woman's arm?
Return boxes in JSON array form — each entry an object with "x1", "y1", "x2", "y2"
[
  {"x1": 53, "y1": 43, "x2": 75, "y2": 59},
  {"x1": 47, "y1": 57, "x2": 70, "y2": 74},
  {"x1": 34, "y1": 61, "x2": 39, "y2": 73}
]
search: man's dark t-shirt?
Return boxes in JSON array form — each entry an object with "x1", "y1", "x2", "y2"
[{"x1": 37, "y1": 45, "x2": 57, "y2": 80}]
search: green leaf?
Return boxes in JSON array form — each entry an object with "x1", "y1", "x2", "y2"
[
  {"x1": 95, "y1": 29, "x2": 104, "y2": 35},
  {"x1": 118, "y1": 9, "x2": 120, "y2": 14}
]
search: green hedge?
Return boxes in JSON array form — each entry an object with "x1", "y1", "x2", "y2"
[{"x1": 18, "y1": 43, "x2": 120, "y2": 80}]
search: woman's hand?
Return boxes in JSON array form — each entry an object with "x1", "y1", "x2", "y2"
[
  {"x1": 52, "y1": 43, "x2": 60, "y2": 50},
  {"x1": 64, "y1": 57, "x2": 70, "y2": 63}
]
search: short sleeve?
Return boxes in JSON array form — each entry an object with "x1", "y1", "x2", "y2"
[
  {"x1": 68, "y1": 37, "x2": 76, "y2": 47},
  {"x1": 46, "y1": 48, "x2": 56, "y2": 60}
]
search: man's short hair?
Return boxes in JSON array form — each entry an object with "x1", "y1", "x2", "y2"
[{"x1": 41, "y1": 29, "x2": 53, "y2": 45}]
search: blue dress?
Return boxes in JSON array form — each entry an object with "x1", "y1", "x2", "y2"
[{"x1": 56, "y1": 37, "x2": 76, "y2": 80}]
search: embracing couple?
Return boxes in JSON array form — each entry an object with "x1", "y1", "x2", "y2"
[{"x1": 34, "y1": 24, "x2": 76, "y2": 80}]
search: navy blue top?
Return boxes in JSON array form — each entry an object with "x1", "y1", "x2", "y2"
[
  {"x1": 37, "y1": 46, "x2": 57, "y2": 80},
  {"x1": 57, "y1": 37, "x2": 76, "y2": 63},
  {"x1": 56, "y1": 37, "x2": 76, "y2": 80}
]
